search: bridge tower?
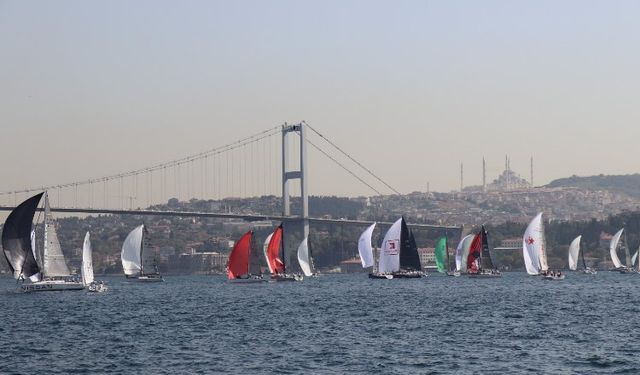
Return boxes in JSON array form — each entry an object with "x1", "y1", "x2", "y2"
[{"x1": 282, "y1": 122, "x2": 309, "y2": 240}]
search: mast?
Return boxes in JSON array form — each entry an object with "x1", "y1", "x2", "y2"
[
  {"x1": 445, "y1": 230, "x2": 451, "y2": 272},
  {"x1": 580, "y1": 237, "x2": 587, "y2": 270},
  {"x1": 281, "y1": 224, "x2": 286, "y2": 274}
]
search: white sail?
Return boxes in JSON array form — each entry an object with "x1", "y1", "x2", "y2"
[
  {"x1": 358, "y1": 223, "x2": 376, "y2": 268},
  {"x1": 455, "y1": 234, "x2": 474, "y2": 272},
  {"x1": 29, "y1": 230, "x2": 41, "y2": 282},
  {"x1": 82, "y1": 232, "x2": 94, "y2": 286},
  {"x1": 297, "y1": 237, "x2": 313, "y2": 277},
  {"x1": 263, "y1": 232, "x2": 274, "y2": 273},
  {"x1": 632, "y1": 250, "x2": 638, "y2": 268},
  {"x1": 523, "y1": 213, "x2": 544, "y2": 275},
  {"x1": 43, "y1": 193, "x2": 71, "y2": 277},
  {"x1": 568, "y1": 235, "x2": 582, "y2": 271},
  {"x1": 121, "y1": 225, "x2": 144, "y2": 275},
  {"x1": 378, "y1": 218, "x2": 402, "y2": 274},
  {"x1": 610, "y1": 229, "x2": 624, "y2": 269}
]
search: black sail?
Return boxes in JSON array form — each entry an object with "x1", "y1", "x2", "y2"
[
  {"x1": 399, "y1": 218, "x2": 422, "y2": 271},
  {"x1": 2, "y1": 192, "x2": 43, "y2": 279},
  {"x1": 480, "y1": 226, "x2": 495, "y2": 270},
  {"x1": 248, "y1": 231, "x2": 262, "y2": 275}
]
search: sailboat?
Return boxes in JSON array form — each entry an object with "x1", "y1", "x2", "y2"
[
  {"x1": 2, "y1": 192, "x2": 84, "y2": 292},
  {"x1": 227, "y1": 230, "x2": 266, "y2": 283},
  {"x1": 297, "y1": 237, "x2": 316, "y2": 277},
  {"x1": 466, "y1": 226, "x2": 502, "y2": 278},
  {"x1": 82, "y1": 232, "x2": 108, "y2": 292},
  {"x1": 608, "y1": 228, "x2": 633, "y2": 273},
  {"x1": 523, "y1": 212, "x2": 564, "y2": 280},
  {"x1": 263, "y1": 224, "x2": 302, "y2": 281},
  {"x1": 454, "y1": 234, "x2": 474, "y2": 276},
  {"x1": 373, "y1": 217, "x2": 425, "y2": 279},
  {"x1": 121, "y1": 224, "x2": 164, "y2": 282},
  {"x1": 359, "y1": 222, "x2": 391, "y2": 279},
  {"x1": 568, "y1": 235, "x2": 597, "y2": 275}
]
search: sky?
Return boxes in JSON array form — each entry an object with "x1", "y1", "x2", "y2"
[{"x1": 1, "y1": 0, "x2": 640, "y2": 204}]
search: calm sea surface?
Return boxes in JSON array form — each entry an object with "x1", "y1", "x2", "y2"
[{"x1": 1, "y1": 272, "x2": 639, "y2": 374}]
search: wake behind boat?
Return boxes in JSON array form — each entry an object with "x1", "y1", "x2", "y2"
[
  {"x1": 2, "y1": 192, "x2": 84, "y2": 293},
  {"x1": 121, "y1": 224, "x2": 164, "y2": 282}
]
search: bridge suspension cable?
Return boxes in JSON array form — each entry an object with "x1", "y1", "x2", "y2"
[
  {"x1": 0, "y1": 126, "x2": 281, "y2": 196},
  {"x1": 304, "y1": 121, "x2": 401, "y2": 195}
]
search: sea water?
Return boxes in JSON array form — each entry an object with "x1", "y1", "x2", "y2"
[{"x1": 0, "y1": 272, "x2": 638, "y2": 374}]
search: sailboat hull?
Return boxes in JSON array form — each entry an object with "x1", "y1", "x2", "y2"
[
  {"x1": 391, "y1": 271, "x2": 425, "y2": 279},
  {"x1": 467, "y1": 270, "x2": 502, "y2": 278},
  {"x1": 368, "y1": 273, "x2": 393, "y2": 279},
  {"x1": 228, "y1": 277, "x2": 267, "y2": 284},
  {"x1": 19, "y1": 280, "x2": 85, "y2": 293},
  {"x1": 126, "y1": 274, "x2": 164, "y2": 282}
]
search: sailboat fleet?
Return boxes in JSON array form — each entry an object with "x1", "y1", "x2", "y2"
[{"x1": 5, "y1": 193, "x2": 640, "y2": 292}]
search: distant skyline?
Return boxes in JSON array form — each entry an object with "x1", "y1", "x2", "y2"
[{"x1": 2, "y1": 0, "x2": 640, "y2": 202}]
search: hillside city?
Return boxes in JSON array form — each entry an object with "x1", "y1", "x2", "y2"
[{"x1": 3, "y1": 167, "x2": 640, "y2": 276}]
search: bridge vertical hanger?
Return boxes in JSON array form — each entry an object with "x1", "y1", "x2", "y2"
[{"x1": 282, "y1": 122, "x2": 309, "y2": 240}]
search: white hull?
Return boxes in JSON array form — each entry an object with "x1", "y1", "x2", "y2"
[
  {"x1": 19, "y1": 280, "x2": 85, "y2": 293},
  {"x1": 467, "y1": 270, "x2": 502, "y2": 278},
  {"x1": 447, "y1": 271, "x2": 461, "y2": 277},
  {"x1": 542, "y1": 274, "x2": 565, "y2": 280},
  {"x1": 125, "y1": 274, "x2": 164, "y2": 282}
]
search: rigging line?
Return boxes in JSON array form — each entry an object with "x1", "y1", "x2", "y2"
[
  {"x1": 304, "y1": 121, "x2": 401, "y2": 195},
  {"x1": 306, "y1": 139, "x2": 382, "y2": 195},
  {"x1": 0, "y1": 126, "x2": 281, "y2": 196}
]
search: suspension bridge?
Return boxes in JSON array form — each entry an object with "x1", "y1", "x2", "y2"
[{"x1": 0, "y1": 122, "x2": 460, "y2": 234}]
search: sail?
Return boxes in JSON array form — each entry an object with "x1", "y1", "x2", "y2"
[
  {"x1": 265, "y1": 225, "x2": 285, "y2": 274},
  {"x1": 297, "y1": 237, "x2": 313, "y2": 277},
  {"x1": 358, "y1": 223, "x2": 376, "y2": 268},
  {"x1": 227, "y1": 230, "x2": 252, "y2": 279},
  {"x1": 400, "y1": 220, "x2": 422, "y2": 271},
  {"x1": 568, "y1": 235, "x2": 581, "y2": 271},
  {"x1": 455, "y1": 234, "x2": 473, "y2": 272},
  {"x1": 121, "y1": 225, "x2": 144, "y2": 276},
  {"x1": 467, "y1": 232, "x2": 482, "y2": 272},
  {"x1": 434, "y1": 237, "x2": 447, "y2": 273},
  {"x1": 378, "y1": 218, "x2": 402, "y2": 273},
  {"x1": 82, "y1": 232, "x2": 94, "y2": 286},
  {"x1": 631, "y1": 250, "x2": 638, "y2": 268},
  {"x1": 609, "y1": 229, "x2": 624, "y2": 269},
  {"x1": 42, "y1": 193, "x2": 71, "y2": 277},
  {"x1": 263, "y1": 233, "x2": 274, "y2": 273},
  {"x1": 2, "y1": 192, "x2": 43, "y2": 280},
  {"x1": 248, "y1": 230, "x2": 262, "y2": 275},
  {"x1": 139, "y1": 226, "x2": 157, "y2": 274},
  {"x1": 522, "y1": 213, "x2": 544, "y2": 275},
  {"x1": 480, "y1": 226, "x2": 495, "y2": 270}
]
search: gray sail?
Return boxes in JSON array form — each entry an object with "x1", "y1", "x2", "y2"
[
  {"x1": 2, "y1": 192, "x2": 43, "y2": 279},
  {"x1": 248, "y1": 231, "x2": 261, "y2": 275},
  {"x1": 140, "y1": 225, "x2": 159, "y2": 275},
  {"x1": 42, "y1": 193, "x2": 71, "y2": 277}
]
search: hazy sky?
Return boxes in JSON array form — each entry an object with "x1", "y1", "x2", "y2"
[{"x1": 2, "y1": 0, "x2": 640, "y2": 204}]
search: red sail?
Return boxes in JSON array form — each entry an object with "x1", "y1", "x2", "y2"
[
  {"x1": 227, "y1": 230, "x2": 253, "y2": 279},
  {"x1": 267, "y1": 225, "x2": 285, "y2": 274},
  {"x1": 467, "y1": 232, "x2": 482, "y2": 272}
]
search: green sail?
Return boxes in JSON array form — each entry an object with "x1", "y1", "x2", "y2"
[{"x1": 435, "y1": 237, "x2": 447, "y2": 273}]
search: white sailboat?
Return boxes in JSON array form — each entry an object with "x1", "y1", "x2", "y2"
[
  {"x1": 2, "y1": 192, "x2": 84, "y2": 292},
  {"x1": 609, "y1": 228, "x2": 633, "y2": 273},
  {"x1": 454, "y1": 234, "x2": 474, "y2": 276},
  {"x1": 297, "y1": 237, "x2": 314, "y2": 277},
  {"x1": 371, "y1": 217, "x2": 424, "y2": 279},
  {"x1": 121, "y1": 224, "x2": 164, "y2": 282},
  {"x1": 568, "y1": 235, "x2": 596, "y2": 275},
  {"x1": 522, "y1": 212, "x2": 564, "y2": 280},
  {"x1": 82, "y1": 232, "x2": 107, "y2": 292}
]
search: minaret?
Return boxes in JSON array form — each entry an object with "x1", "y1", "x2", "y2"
[
  {"x1": 482, "y1": 157, "x2": 486, "y2": 192},
  {"x1": 460, "y1": 163, "x2": 464, "y2": 193},
  {"x1": 530, "y1": 156, "x2": 534, "y2": 187}
]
